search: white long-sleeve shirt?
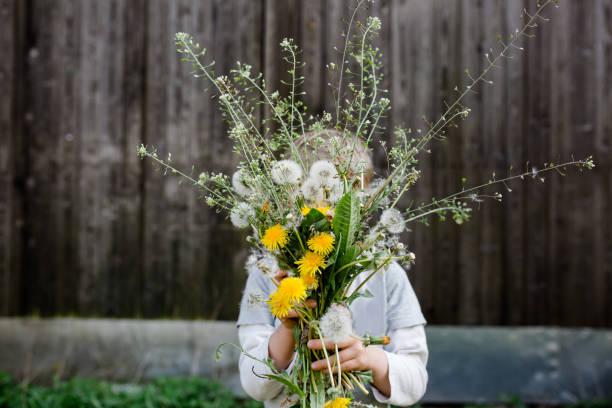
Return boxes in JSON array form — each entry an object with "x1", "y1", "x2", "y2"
[{"x1": 237, "y1": 263, "x2": 428, "y2": 407}]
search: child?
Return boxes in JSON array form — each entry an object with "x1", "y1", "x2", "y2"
[{"x1": 236, "y1": 130, "x2": 429, "y2": 407}]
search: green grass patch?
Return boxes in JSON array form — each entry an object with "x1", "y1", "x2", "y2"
[{"x1": 0, "y1": 372, "x2": 263, "y2": 408}]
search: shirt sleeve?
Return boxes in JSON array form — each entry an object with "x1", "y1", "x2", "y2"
[
  {"x1": 370, "y1": 325, "x2": 429, "y2": 406},
  {"x1": 238, "y1": 324, "x2": 292, "y2": 401},
  {"x1": 385, "y1": 262, "x2": 427, "y2": 331},
  {"x1": 237, "y1": 266, "x2": 276, "y2": 327}
]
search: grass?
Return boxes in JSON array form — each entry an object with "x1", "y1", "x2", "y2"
[{"x1": 0, "y1": 372, "x2": 263, "y2": 408}]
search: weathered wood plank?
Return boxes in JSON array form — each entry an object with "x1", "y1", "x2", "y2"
[
  {"x1": 478, "y1": 0, "x2": 506, "y2": 325},
  {"x1": 0, "y1": 0, "x2": 18, "y2": 315},
  {"x1": 429, "y1": 0, "x2": 461, "y2": 324},
  {"x1": 455, "y1": 0, "x2": 484, "y2": 324},
  {"x1": 502, "y1": 0, "x2": 528, "y2": 325}
]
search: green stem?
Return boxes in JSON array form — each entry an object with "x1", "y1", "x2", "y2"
[{"x1": 314, "y1": 326, "x2": 336, "y2": 388}]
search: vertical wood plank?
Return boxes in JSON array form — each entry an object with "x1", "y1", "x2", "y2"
[
  {"x1": 479, "y1": 0, "x2": 505, "y2": 325},
  {"x1": 22, "y1": 0, "x2": 83, "y2": 316},
  {"x1": 456, "y1": 0, "x2": 484, "y2": 324},
  {"x1": 430, "y1": 0, "x2": 461, "y2": 324},
  {"x1": 597, "y1": 0, "x2": 612, "y2": 327},
  {"x1": 502, "y1": 0, "x2": 528, "y2": 325},
  {"x1": 549, "y1": 0, "x2": 572, "y2": 326},
  {"x1": 0, "y1": 0, "x2": 18, "y2": 315}
]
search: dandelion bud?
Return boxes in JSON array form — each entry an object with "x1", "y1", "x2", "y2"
[{"x1": 396, "y1": 242, "x2": 405, "y2": 251}]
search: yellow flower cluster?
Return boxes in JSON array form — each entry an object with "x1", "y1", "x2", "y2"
[
  {"x1": 324, "y1": 397, "x2": 351, "y2": 408},
  {"x1": 295, "y1": 232, "x2": 335, "y2": 289},
  {"x1": 267, "y1": 277, "x2": 307, "y2": 318},
  {"x1": 301, "y1": 204, "x2": 332, "y2": 217}
]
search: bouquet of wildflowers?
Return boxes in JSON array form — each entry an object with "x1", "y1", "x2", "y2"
[{"x1": 138, "y1": 0, "x2": 593, "y2": 406}]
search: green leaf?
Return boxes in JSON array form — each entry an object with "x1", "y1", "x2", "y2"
[
  {"x1": 347, "y1": 288, "x2": 373, "y2": 305},
  {"x1": 263, "y1": 374, "x2": 306, "y2": 398},
  {"x1": 301, "y1": 209, "x2": 325, "y2": 228},
  {"x1": 309, "y1": 372, "x2": 326, "y2": 408},
  {"x1": 332, "y1": 191, "x2": 361, "y2": 255},
  {"x1": 335, "y1": 245, "x2": 360, "y2": 272}
]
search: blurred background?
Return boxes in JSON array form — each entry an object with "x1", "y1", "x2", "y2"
[{"x1": 0, "y1": 0, "x2": 611, "y2": 406}]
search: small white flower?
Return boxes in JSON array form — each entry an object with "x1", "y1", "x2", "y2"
[
  {"x1": 245, "y1": 289, "x2": 266, "y2": 310},
  {"x1": 380, "y1": 208, "x2": 405, "y2": 234},
  {"x1": 309, "y1": 160, "x2": 338, "y2": 186},
  {"x1": 230, "y1": 202, "x2": 254, "y2": 229},
  {"x1": 368, "y1": 16, "x2": 382, "y2": 31},
  {"x1": 319, "y1": 303, "x2": 352, "y2": 344},
  {"x1": 300, "y1": 177, "x2": 325, "y2": 203},
  {"x1": 232, "y1": 169, "x2": 252, "y2": 196},
  {"x1": 271, "y1": 160, "x2": 302, "y2": 185}
]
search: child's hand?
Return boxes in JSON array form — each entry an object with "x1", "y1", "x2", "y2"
[
  {"x1": 307, "y1": 335, "x2": 391, "y2": 396},
  {"x1": 308, "y1": 336, "x2": 374, "y2": 373}
]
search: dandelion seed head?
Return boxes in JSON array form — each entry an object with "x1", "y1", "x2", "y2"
[
  {"x1": 230, "y1": 202, "x2": 254, "y2": 229},
  {"x1": 271, "y1": 159, "x2": 302, "y2": 185},
  {"x1": 380, "y1": 208, "x2": 406, "y2": 234},
  {"x1": 232, "y1": 169, "x2": 252, "y2": 196},
  {"x1": 301, "y1": 178, "x2": 325, "y2": 203},
  {"x1": 327, "y1": 180, "x2": 344, "y2": 204},
  {"x1": 320, "y1": 303, "x2": 352, "y2": 344},
  {"x1": 309, "y1": 160, "x2": 338, "y2": 186}
]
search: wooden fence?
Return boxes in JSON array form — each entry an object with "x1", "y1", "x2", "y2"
[{"x1": 1, "y1": 0, "x2": 611, "y2": 326}]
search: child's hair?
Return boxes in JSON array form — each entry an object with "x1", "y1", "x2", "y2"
[{"x1": 296, "y1": 129, "x2": 373, "y2": 187}]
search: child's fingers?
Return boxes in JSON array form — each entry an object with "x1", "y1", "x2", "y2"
[
  {"x1": 303, "y1": 299, "x2": 317, "y2": 309},
  {"x1": 310, "y1": 347, "x2": 358, "y2": 370},
  {"x1": 306, "y1": 337, "x2": 354, "y2": 350}
]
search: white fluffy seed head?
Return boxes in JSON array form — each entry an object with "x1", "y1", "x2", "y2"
[
  {"x1": 232, "y1": 169, "x2": 252, "y2": 196},
  {"x1": 327, "y1": 180, "x2": 345, "y2": 204},
  {"x1": 319, "y1": 303, "x2": 352, "y2": 344},
  {"x1": 271, "y1": 160, "x2": 302, "y2": 185},
  {"x1": 300, "y1": 177, "x2": 325, "y2": 203},
  {"x1": 309, "y1": 160, "x2": 338, "y2": 186},
  {"x1": 230, "y1": 202, "x2": 254, "y2": 229},
  {"x1": 380, "y1": 208, "x2": 405, "y2": 234}
]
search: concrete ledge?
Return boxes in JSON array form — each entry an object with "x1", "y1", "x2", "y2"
[
  {"x1": 0, "y1": 318, "x2": 242, "y2": 393},
  {"x1": 1, "y1": 319, "x2": 610, "y2": 403}
]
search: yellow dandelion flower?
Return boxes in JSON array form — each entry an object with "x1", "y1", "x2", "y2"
[
  {"x1": 267, "y1": 277, "x2": 307, "y2": 318},
  {"x1": 261, "y1": 224, "x2": 289, "y2": 250},
  {"x1": 267, "y1": 292, "x2": 293, "y2": 318},
  {"x1": 324, "y1": 397, "x2": 352, "y2": 408},
  {"x1": 315, "y1": 205, "x2": 332, "y2": 215},
  {"x1": 302, "y1": 203, "x2": 332, "y2": 217},
  {"x1": 295, "y1": 251, "x2": 326, "y2": 276},
  {"x1": 300, "y1": 269, "x2": 319, "y2": 289},
  {"x1": 276, "y1": 277, "x2": 307, "y2": 302},
  {"x1": 307, "y1": 232, "x2": 335, "y2": 256}
]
